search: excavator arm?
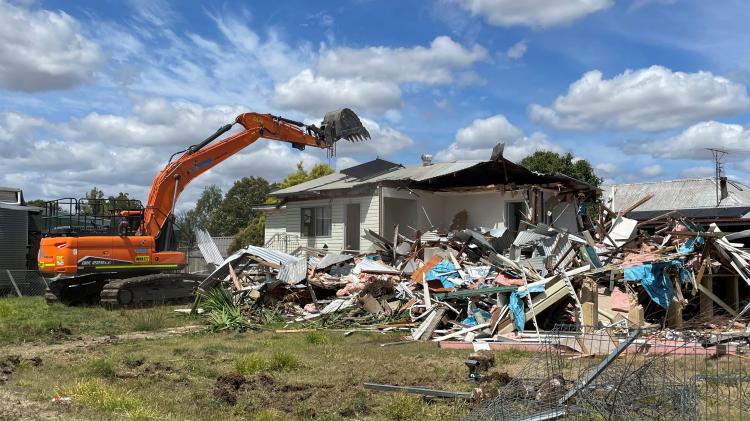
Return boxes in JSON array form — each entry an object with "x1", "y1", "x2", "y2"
[{"x1": 140, "y1": 109, "x2": 370, "y2": 244}]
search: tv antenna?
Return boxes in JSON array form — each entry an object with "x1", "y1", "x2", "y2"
[{"x1": 706, "y1": 148, "x2": 727, "y2": 206}]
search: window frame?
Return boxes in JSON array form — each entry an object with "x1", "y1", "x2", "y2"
[{"x1": 300, "y1": 206, "x2": 332, "y2": 238}]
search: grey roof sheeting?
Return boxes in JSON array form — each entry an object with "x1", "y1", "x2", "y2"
[
  {"x1": 270, "y1": 159, "x2": 595, "y2": 198},
  {"x1": 204, "y1": 245, "x2": 307, "y2": 285},
  {"x1": 604, "y1": 178, "x2": 750, "y2": 219}
]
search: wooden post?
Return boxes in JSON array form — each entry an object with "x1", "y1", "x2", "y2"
[
  {"x1": 666, "y1": 298, "x2": 683, "y2": 328},
  {"x1": 700, "y1": 275, "x2": 714, "y2": 318},
  {"x1": 728, "y1": 275, "x2": 740, "y2": 312},
  {"x1": 627, "y1": 291, "x2": 644, "y2": 327},
  {"x1": 580, "y1": 277, "x2": 598, "y2": 331}
]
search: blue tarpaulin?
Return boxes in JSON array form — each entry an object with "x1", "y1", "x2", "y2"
[
  {"x1": 624, "y1": 261, "x2": 690, "y2": 309},
  {"x1": 425, "y1": 259, "x2": 458, "y2": 288},
  {"x1": 461, "y1": 308, "x2": 492, "y2": 327},
  {"x1": 678, "y1": 235, "x2": 704, "y2": 255},
  {"x1": 509, "y1": 283, "x2": 546, "y2": 331}
]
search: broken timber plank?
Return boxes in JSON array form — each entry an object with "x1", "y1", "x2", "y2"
[
  {"x1": 417, "y1": 307, "x2": 446, "y2": 341},
  {"x1": 431, "y1": 322, "x2": 490, "y2": 342},
  {"x1": 432, "y1": 286, "x2": 516, "y2": 299},
  {"x1": 498, "y1": 278, "x2": 570, "y2": 334}
]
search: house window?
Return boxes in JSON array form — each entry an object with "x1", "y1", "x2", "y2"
[{"x1": 300, "y1": 206, "x2": 331, "y2": 237}]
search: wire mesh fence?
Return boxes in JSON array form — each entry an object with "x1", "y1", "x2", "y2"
[
  {"x1": 467, "y1": 324, "x2": 750, "y2": 420},
  {"x1": 0, "y1": 269, "x2": 48, "y2": 297}
]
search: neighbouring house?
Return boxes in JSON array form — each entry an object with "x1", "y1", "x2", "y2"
[
  {"x1": 256, "y1": 151, "x2": 597, "y2": 254},
  {"x1": 603, "y1": 177, "x2": 750, "y2": 230}
]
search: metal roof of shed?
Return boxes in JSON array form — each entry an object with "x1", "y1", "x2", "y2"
[{"x1": 603, "y1": 177, "x2": 750, "y2": 219}]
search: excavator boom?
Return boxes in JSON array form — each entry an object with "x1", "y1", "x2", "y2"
[
  {"x1": 143, "y1": 109, "x2": 370, "y2": 243},
  {"x1": 38, "y1": 108, "x2": 370, "y2": 307}
]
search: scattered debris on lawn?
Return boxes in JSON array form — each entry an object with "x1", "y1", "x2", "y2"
[{"x1": 192, "y1": 192, "x2": 750, "y2": 348}]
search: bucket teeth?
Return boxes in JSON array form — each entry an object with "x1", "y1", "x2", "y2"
[{"x1": 322, "y1": 108, "x2": 371, "y2": 144}]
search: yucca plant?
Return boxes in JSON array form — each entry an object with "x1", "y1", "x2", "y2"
[{"x1": 197, "y1": 287, "x2": 250, "y2": 331}]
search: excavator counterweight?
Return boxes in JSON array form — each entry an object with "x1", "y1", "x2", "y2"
[{"x1": 38, "y1": 108, "x2": 370, "y2": 308}]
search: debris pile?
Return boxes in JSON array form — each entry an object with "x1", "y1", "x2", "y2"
[{"x1": 192, "y1": 193, "x2": 750, "y2": 343}]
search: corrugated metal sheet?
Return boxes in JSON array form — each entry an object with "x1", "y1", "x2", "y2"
[
  {"x1": 203, "y1": 245, "x2": 307, "y2": 285},
  {"x1": 195, "y1": 229, "x2": 224, "y2": 266},
  {"x1": 242, "y1": 245, "x2": 307, "y2": 284},
  {"x1": 604, "y1": 178, "x2": 750, "y2": 212},
  {"x1": 0, "y1": 207, "x2": 28, "y2": 270},
  {"x1": 271, "y1": 161, "x2": 481, "y2": 196}
]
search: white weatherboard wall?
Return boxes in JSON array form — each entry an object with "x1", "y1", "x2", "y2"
[
  {"x1": 263, "y1": 194, "x2": 379, "y2": 252},
  {"x1": 381, "y1": 187, "x2": 577, "y2": 233}
]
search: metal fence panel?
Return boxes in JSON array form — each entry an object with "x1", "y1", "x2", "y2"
[{"x1": 0, "y1": 270, "x2": 48, "y2": 297}]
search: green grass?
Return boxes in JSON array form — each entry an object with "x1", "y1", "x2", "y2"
[
  {"x1": 235, "y1": 353, "x2": 269, "y2": 375},
  {"x1": 64, "y1": 378, "x2": 158, "y2": 419},
  {"x1": 268, "y1": 351, "x2": 300, "y2": 371},
  {"x1": 304, "y1": 330, "x2": 331, "y2": 345},
  {"x1": 81, "y1": 357, "x2": 117, "y2": 378},
  {"x1": 127, "y1": 307, "x2": 170, "y2": 331},
  {"x1": 4, "y1": 329, "x2": 490, "y2": 420},
  {"x1": 0, "y1": 297, "x2": 198, "y2": 344}
]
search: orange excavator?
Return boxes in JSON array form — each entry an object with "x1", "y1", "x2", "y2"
[{"x1": 37, "y1": 109, "x2": 370, "y2": 308}]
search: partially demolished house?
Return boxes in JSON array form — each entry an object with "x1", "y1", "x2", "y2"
[
  {"x1": 258, "y1": 153, "x2": 597, "y2": 254},
  {"x1": 604, "y1": 177, "x2": 750, "y2": 229}
]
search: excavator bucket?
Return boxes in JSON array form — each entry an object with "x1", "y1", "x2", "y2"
[{"x1": 322, "y1": 108, "x2": 371, "y2": 144}]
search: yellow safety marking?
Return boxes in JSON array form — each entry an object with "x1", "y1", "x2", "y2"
[{"x1": 94, "y1": 264, "x2": 179, "y2": 270}]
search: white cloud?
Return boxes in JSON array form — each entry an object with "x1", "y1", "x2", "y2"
[
  {"x1": 506, "y1": 40, "x2": 527, "y2": 60},
  {"x1": 335, "y1": 157, "x2": 361, "y2": 171},
  {"x1": 530, "y1": 66, "x2": 750, "y2": 132},
  {"x1": 0, "y1": 1, "x2": 103, "y2": 91},
  {"x1": 272, "y1": 69, "x2": 402, "y2": 116},
  {"x1": 333, "y1": 117, "x2": 415, "y2": 158},
  {"x1": 0, "y1": 112, "x2": 48, "y2": 157},
  {"x1": 0, "y1": 97, "x2": 411, "y2": 209},
  {"x1": 595, "y1": 162, "x2": 618, "y2": 180},
  {"x1": 435, "y1": 114, "x2": 563, "y2": 162},
  {"x1": 626, "y1": 120, "x2": 750, "y2": 159},
  {"x1": 64, "y1": 98, "x2": 244, "y2": 147},
  {"x1": 641, "y1": 164, "x2": 663, "y2": 177},
  {"x1": 317, "y1": 36, "x2": 488, "y2": 84},
  {"x1": 451, "y1": 0, "x2": 613, "y2": 28},
  {"x1": 680, "y1": 166, "x2": 715, "y2": 178},
  {"x1": 272, "y1": 36, "x2": 487, "y2": 116}
]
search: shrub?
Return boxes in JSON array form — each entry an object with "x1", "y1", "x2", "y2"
[
  {"x1": 305, "y1": 330, "x2": 331, "y2": 345},
  {"x1": 381, "y1": 392, "x2": 422, "y2": 420},
  {"x1": 128, "y1": 308, "x2": 168, "y2": 331},
  {"x1": 268, "y1": 351, "x2": 299, "y2": 371},
  {"x1": 82, "y1": 358, "x2": 116, "y2": 378},
  {"x1": 235, "y1": 353, "x2": 269, "y2": 375}
]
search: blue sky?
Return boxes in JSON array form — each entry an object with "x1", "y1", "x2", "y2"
[{"x1": 2, "y1": 0, "x2": 750, "y2": 210}]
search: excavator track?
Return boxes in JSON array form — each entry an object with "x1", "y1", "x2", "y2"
[{"x1": 100, "y1": 273, "x2": 203, "y2": 309}]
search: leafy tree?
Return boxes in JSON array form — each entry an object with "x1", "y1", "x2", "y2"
[
  {"x1": 25, "y1": 199, "x2": 47, "y2": 208},
  {"x1": 226, "y1": 162, "x2": 334, "y2": 253},
  {"x1": 227, "y1": 214, "x2": 265, "y2": 254},
  {"x1": 210, "y1": 177, "x2": 271, "y2": 237},
  {"x1": 520, "y1": 151, "x2": 602, "y2": 187},
  {"x1": 278, "y1": 162, "x2": 334, "y2": 190},
  {"x1": 81, "y1": 187, "x2": 134, "y2": 215},
  {"x1": 176, "y1": 185, "x2": 223, "y2": 245}
]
